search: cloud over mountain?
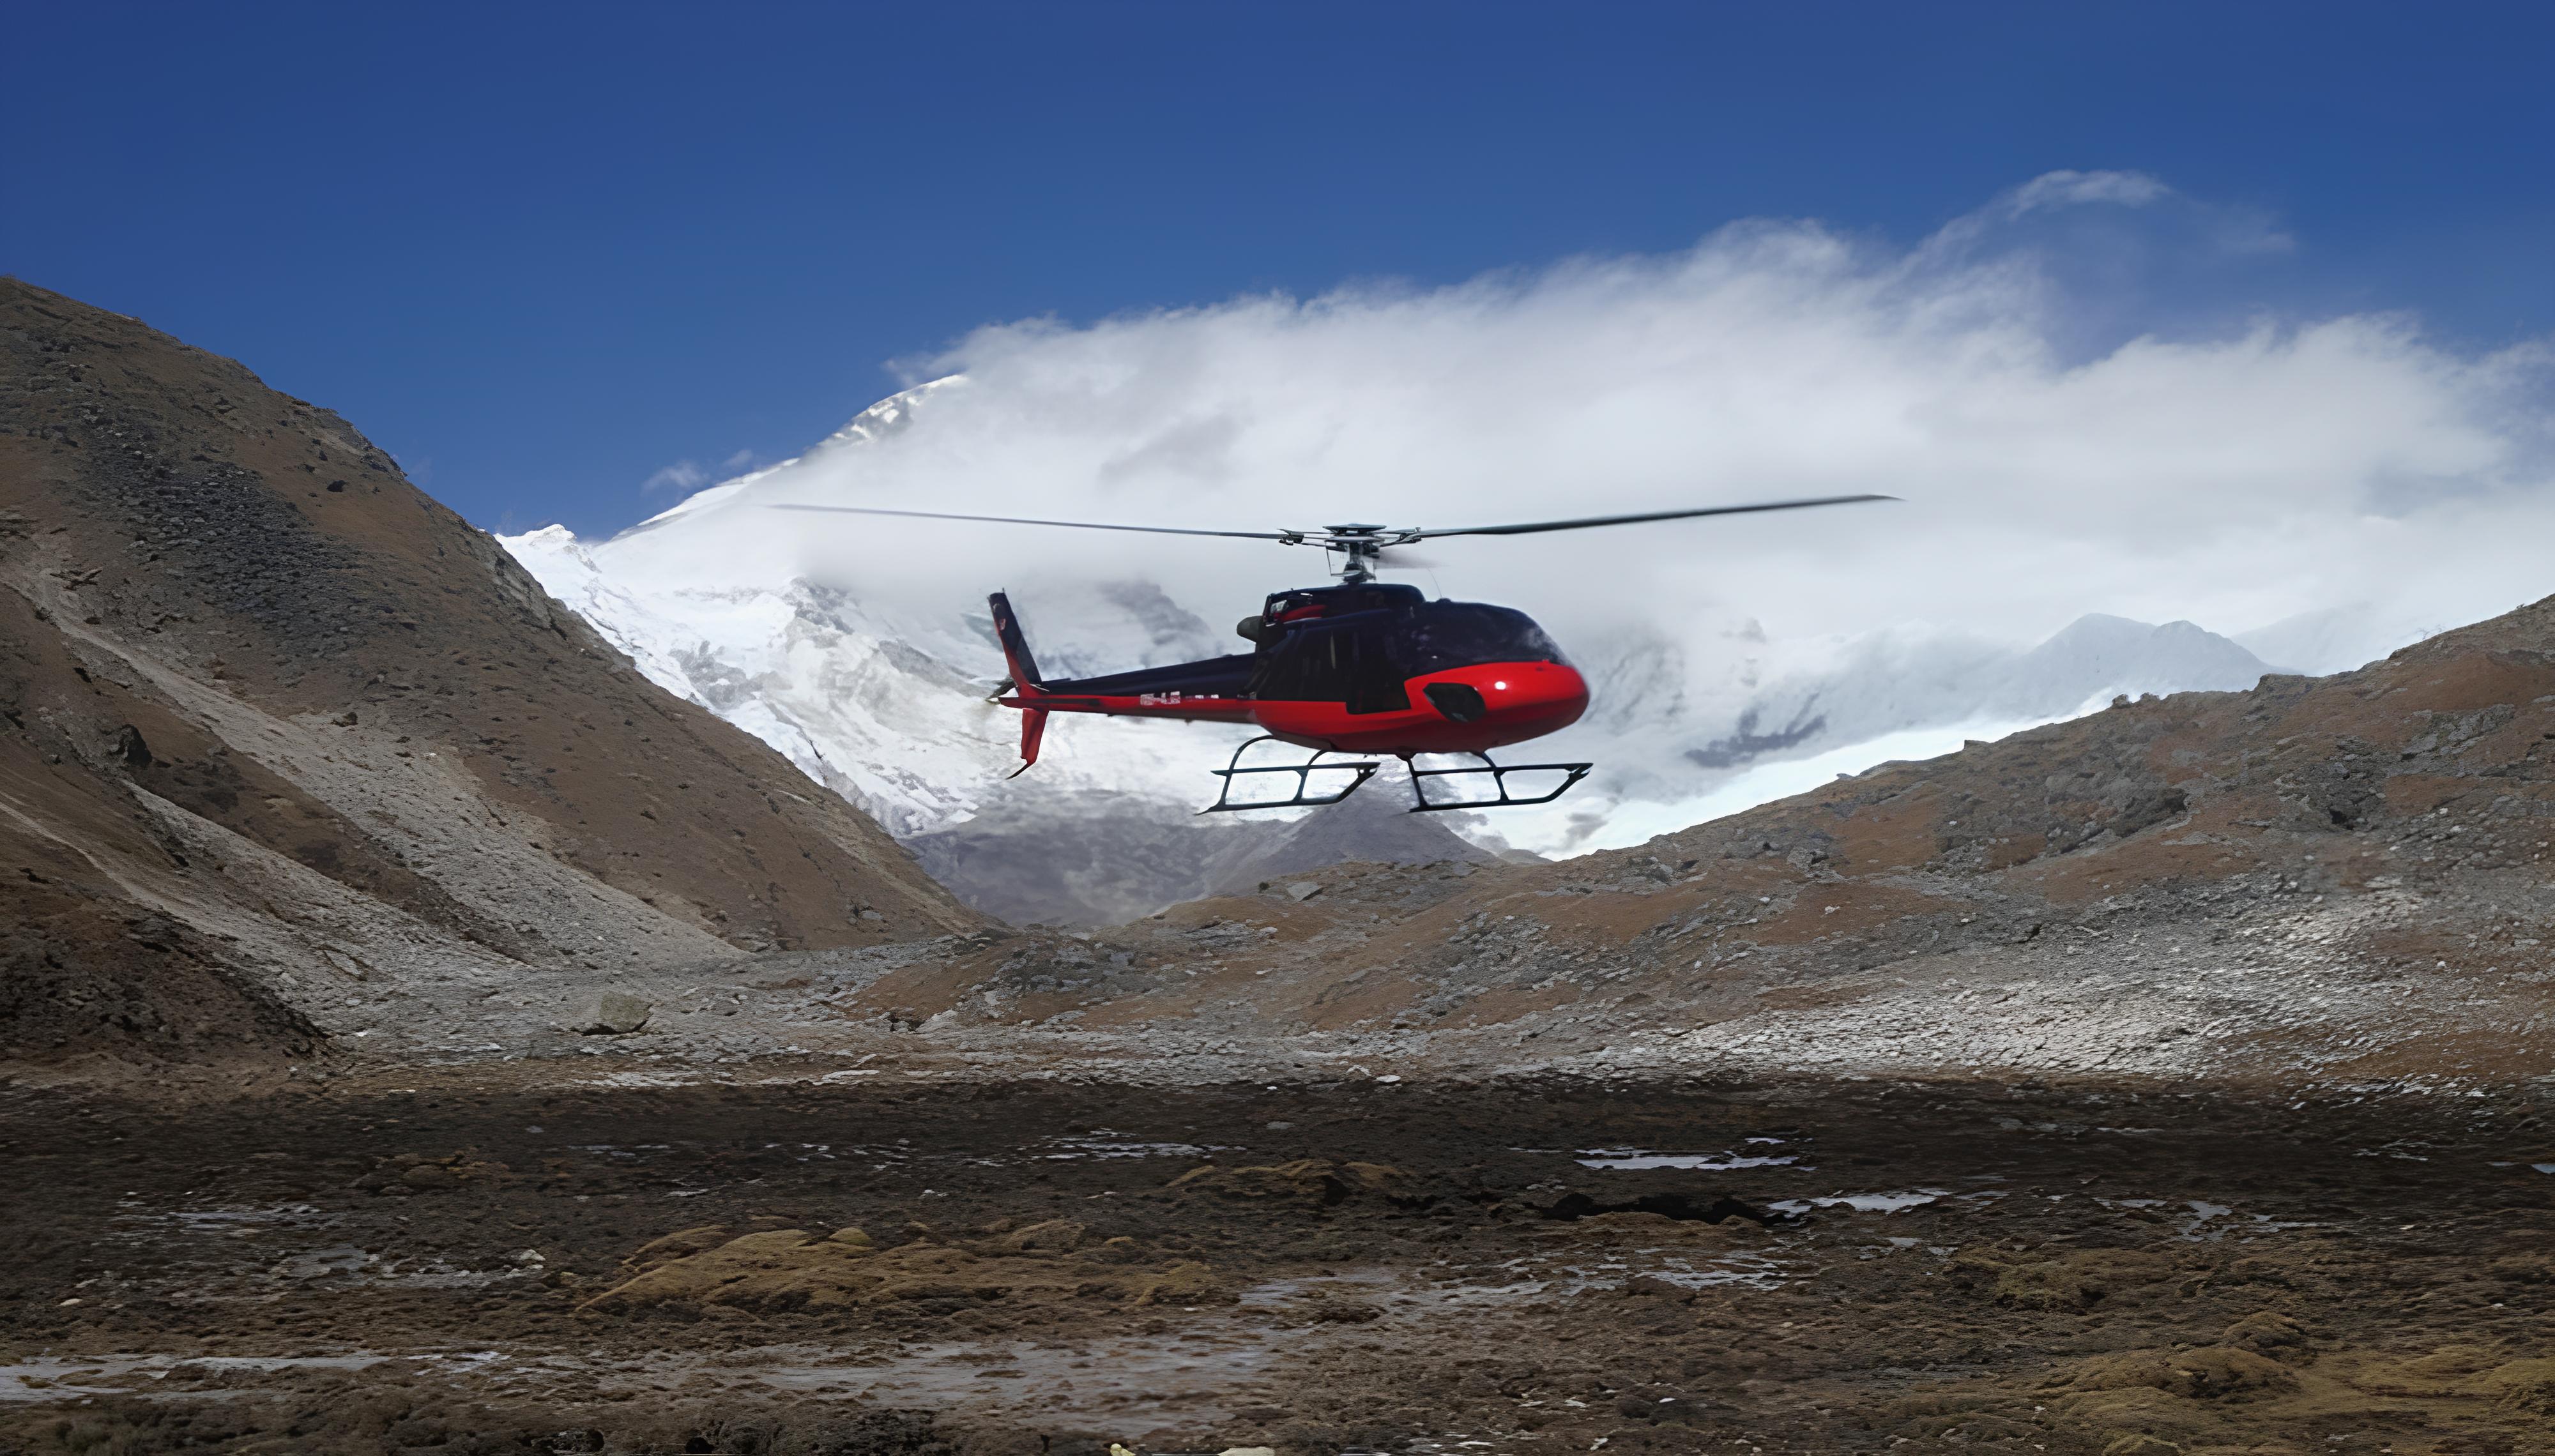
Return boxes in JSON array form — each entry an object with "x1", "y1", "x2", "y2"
[{"x1": 508, "y1": 172, "x2": 2554, "y2": 863}]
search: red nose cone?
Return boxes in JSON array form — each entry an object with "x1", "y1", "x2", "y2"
[
  {"x1": 1418, "y1": 660, "x2": 1588, "y2": 751},
  {"x1": 1479, "y1": 660, "x2": 1590, "y2": 734}
]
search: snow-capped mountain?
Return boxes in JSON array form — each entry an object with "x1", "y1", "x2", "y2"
[
  {"x1": 1691, "y1": 613, "x2": 2281, "y2": 771},
  {"x1": 500, "y1": 382, "x2": 2288, "y2": 874}
]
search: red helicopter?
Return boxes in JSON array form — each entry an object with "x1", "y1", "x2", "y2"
[{"x1": 777, "y1": 496, "x2": 1891, "y2": 812}]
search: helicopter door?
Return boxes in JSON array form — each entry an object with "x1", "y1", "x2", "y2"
[
  {"x1": 1343, "y1": 628, "x2": 1410, "y2": 715},
  {"x1": 1247, "y1": 621, "x2": 1410, "y2": 713}
]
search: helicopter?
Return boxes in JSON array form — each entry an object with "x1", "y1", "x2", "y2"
[{"x1": 774, "y1": 495, "x2": 1892, "y2": 812}]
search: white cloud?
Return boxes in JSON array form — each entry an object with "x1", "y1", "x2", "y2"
[
  {"x1": 643, "y1": 459, "x2": 712, "y2": 494},
  {"x1": 577, "y1": 171, "x2": 2552, "y2": 833},
  {"x1": 646, "y1": 449, "x2": 766, "y2": 495},
  {"x1": 2001, "y1": 167, "x2": 2173, "y2": 216},
  {"x1": 731, "y1": 175, "x2": 2542, "y2": 662}
]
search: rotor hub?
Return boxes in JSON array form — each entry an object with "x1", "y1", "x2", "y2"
[{"x1": 1310, "y1": 524, "x2": 1415, "y2": 582}]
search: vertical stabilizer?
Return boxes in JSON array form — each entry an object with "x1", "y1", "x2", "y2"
[
  {"x1": 988, "y1": 591, "x2": 1044, "y2": 691},
  {"x1": 990, "y1": 591, "x2": 1048, "y2": 775}
]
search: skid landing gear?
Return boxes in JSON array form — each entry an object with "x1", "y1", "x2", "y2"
[
  {"x1": 1200, "y1": 735, "x2": 1380, "y2": 813},
  {"x1": 1404, "y1": 752, "x2": 1592, "y2": 812}
]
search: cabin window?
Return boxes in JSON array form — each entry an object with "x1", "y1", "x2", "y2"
[{"x1": 1249, "y1": 619, "x2": 1410, "y2": 712}]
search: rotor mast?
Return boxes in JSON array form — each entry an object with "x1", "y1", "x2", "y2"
[{"x1": 1317, "y1": 525, "x2": 1406, "y2": 583}]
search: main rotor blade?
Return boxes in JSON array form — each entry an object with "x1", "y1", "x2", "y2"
[
  {"x1": 1413, "y1": 493, "x2": 1897, "y2": 540},
  {"x1": 769, "y1": 504, "x2": 1297, "y2": 542},
  {"x1": 1372, "y1": 546, "x2": 1445, "y2": 570}
]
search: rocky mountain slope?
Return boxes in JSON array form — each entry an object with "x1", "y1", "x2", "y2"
[
  {"x1": 572, "y1": 588, "x2": 2555, "y2": 1091},
  {"x1": 0, "y1": 278, "x2": 975, "y2": 1074},
  {"x1": 905, "y1": 783, "x2": 1498, "y2": 926}
]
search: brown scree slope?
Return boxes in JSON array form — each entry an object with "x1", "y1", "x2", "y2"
[
  {"x1": 770, "y1": 593, "x2": 2555, "y2": 1089},
  {"x1": 0, "y1": 277, "x2": 975, "y2": 1072}
]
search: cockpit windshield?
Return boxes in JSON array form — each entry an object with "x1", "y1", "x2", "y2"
[
  {"x1": 1389, "y1": 603, "x2": 1569, "y2": 674},
  {"x1": 1246, "y1": 600, "x2": 1567, "y2": 708}
]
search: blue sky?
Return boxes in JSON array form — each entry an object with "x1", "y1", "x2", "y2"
[{"x1": 4, "y1": 1, "x2": 2549, "y2": 538}]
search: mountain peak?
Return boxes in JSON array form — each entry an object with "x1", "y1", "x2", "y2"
[{"x1": 2018, "y1": 612, "x2": 2271, "y2": 695}]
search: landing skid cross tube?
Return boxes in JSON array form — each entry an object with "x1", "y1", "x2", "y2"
[
  {"x1": 1201, "y1": 735, "x2": 1381, "y2": 813},
  {"x1": 1404, "y1": 752, "x2": 1593, "y2": 813}
]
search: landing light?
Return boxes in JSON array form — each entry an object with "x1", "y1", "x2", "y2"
[{"x1": 1493, "y1": 680, "x2": 1508, "y2": 690}]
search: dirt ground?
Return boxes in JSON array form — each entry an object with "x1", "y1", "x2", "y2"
[{"x1": 2, "y1": 1072, "x2": 2549, "y2": 1456}]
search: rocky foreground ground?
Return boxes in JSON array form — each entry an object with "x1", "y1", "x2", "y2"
[{"x1": 2, "y1": 1073, "x2": 2550, "y2": 1456}]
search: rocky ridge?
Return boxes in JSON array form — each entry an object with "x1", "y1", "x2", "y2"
[
  {"x1": 905, "y1": 782, "x2": 1499, "y2": 927},
  {"x1": 0, "y1": 278, "x2": 974, "y2": 1075}
]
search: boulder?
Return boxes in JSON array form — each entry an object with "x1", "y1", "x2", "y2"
[
  {"x1": 578, "y1": 992, "x2": 652, "y2": 1035},
  {"x1": 2219, "y1": 1309, "x2": 2308, "y2": 1360}
]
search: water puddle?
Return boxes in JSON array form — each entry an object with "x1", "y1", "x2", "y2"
[
  {"x1": 251, "y1": 1243, "x2": 535, "y2": 1289},
  {"x1": 1572, "y1": 1149, "x2": 1799, "y2": 1171},
  {"x1": 566, "y1": 1142, "x2": 675, "y2": 1160},
  {"x1": 1235, "y1": 1271, "x2": 1398, "y2": 1307},
  {"x1": 1461, "y1": 1246, "x2": 1796, "y2": 1300},
  {"x1": 271, "y1": 1246, "x2": 372, "y2": 1280},
  {"x1": 1608, "y1": 1251, "x2": 1789, "y2": 1291},
  {"x1": 1406, "y1": 1439, "x2": 1527, "y2": 1456},
  {"x1": 2096, "y1": 1194, "x2": 2324, "y2": 1240},
  {"x1": 2178, "y1": 1199, "x2": 2232, "y2": 1236},
  {"x1": 162, "y1": 1204, "x2": 328, "y2": 1234},
  {"x1": 0, "y1": 1337, "x2": 1295, "y2": 1432},
  {"x1": 107, "y1": 1202, "x2": 336, "y2": 1245},
  {"x1": 569, "y1": 1141, "x2": 915, "y2": 1173},
  {"x1": 737, "y1": 1337, "x2": 1276, "y2": 1426},
  {"x1": 1766, "y1": 1188, "x2": 1949, "y2": 1215},
  {"x1": 756, "y1": 1142, "x2": 847, "y2": 1162},
  {"x1": 1044, "y1": 1130, "x2": 1232, "y2": 1160},
  {"x1": 0, "y1": 1352, "x2": 424, "y2": 1404}
]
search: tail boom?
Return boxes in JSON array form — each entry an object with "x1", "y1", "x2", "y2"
[{"x1": 986, "y1": 591, "x2": 1259, "y2": 775}]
